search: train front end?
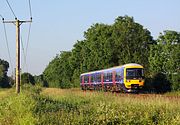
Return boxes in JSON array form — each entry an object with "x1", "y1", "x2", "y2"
[{"x1": 123, "y1": 64, "x2": 144, "y2": 92}]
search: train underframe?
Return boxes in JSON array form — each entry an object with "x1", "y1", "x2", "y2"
[{"x1": 81, "y1": 83, "x2": 142, "y2": 93}]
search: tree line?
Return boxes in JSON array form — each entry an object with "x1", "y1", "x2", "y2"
[{"x1": 1, "y1": 16, "x2": 179, "y2": 92}]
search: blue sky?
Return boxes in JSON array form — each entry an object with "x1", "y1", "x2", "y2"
[{"x1": 0, "y1": 0, "x2": 180, "y2": 75}]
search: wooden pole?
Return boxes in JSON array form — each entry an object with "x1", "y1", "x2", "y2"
[
  {"x1": 3, "y1": 19, "x2": 32, "y2": 93},
  {"x1": 16, "y1": 19, "x2": 20, "y2": 93}
]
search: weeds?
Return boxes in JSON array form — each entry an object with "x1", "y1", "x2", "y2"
[{"x1": 0, "y1": 86, "x2": 179, "y2": 125}]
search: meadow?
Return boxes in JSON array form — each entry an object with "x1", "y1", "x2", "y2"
[{"x1": 0, "y1": 86, "x2": 180, "y2": 125}]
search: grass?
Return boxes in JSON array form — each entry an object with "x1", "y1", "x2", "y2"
[
  {"x1": 165, "y1": 91, "x2": 180, "y2": 96},
  {"x1": 0, "y1": 86, "x2": 180, "y2": 125},
  {"x1": 0, "y1": 88, "x2": 14, "y2": 99},
  {"x1": 41, "y1": 88, "x2": 180, "y2": 124},
  {"x1": 0, "y1": 89, "x2": 37, "y2": 125}
]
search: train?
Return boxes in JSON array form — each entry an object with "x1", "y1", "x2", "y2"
[{"x1": 80, "y1": 63, "x2": 145, "y2": 93}]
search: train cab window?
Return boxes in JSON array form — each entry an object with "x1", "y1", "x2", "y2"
[
  {"x1": 137, "y1": 69, "x2": 144, "y2": 78},
  {"x1": 126, "y1": 68, "x2": 144, "y2": 79},
  {"x1": 127, "y1": 69, "x2": 135, "y2": 76}
]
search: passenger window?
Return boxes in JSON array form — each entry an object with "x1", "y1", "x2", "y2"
[
  {"x1": 104, "y1": 73, "x2": 107, "y2": 81},
  {"x1": 97, "y1": 74, "x2": 101, "y2": 82},
  {"x1": 115, "y1": 72, "x2": 121, "y2": 80}
]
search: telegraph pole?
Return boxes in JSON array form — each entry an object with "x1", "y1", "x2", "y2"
[{"x1": 3, "y1": 18, "x2": 32, "y2": 93}]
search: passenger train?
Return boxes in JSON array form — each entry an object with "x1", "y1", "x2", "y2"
[{"x1": 80, "y1": 63, "x2": 144, "y2": 92}]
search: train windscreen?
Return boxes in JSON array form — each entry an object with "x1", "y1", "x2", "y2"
[{"x1": 126, "y1": 68, "x2": 144, "y2": 79}]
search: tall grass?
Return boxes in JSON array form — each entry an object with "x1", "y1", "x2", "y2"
[
  {"x1": 0, "y1": 86, "x2": 180, "y2": 125},
  {"x1": 40, "y1": 88, "x2": 180, "y2": 125},
  {"x1": 0, "y1": 87, "x2": 37, "y2": 125}
]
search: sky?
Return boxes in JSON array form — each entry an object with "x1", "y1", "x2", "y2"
[{"x1": 0, "y1": 0, "x2": 180, "y2": 76}]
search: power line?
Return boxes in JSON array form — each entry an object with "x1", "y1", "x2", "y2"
[
  {"x1": 2, "y1": 20, "x2": 13, "y2": 72},
  {"x1": 21, "y1": 36, "x2": 31, "y2": 83},
  {"x1": 0, "y1": 14, "x2": 3, "y2": 19},
  {"x1": 24, "y1": 0, "x2": 33, "y2": 73},
  {"x1": 28, "y1": 0, "x2": 32, "y2": 19},
  {"x1": 5, "y1": 0, "x2": 17, "y2": 19},
  {"x1": 26, "y1": 0, "x2": 33, "y2": 66},
  {"x1": 21, "y1": 36, "x2": 28, "y2": 73},
  {"x1": 21, "y1": 0, "x2": 33, "y2": 72},
  {"x1": 25, "y1": 23, "x2": 31, "y2": 65},
  {"x1": 0, "y1": 16, "x2": 3, "y2": 58}
]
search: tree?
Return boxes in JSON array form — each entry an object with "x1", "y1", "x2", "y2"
[
  {"x1": 43, "y1": 51, "x2": 73, "y2": 88},
  {"x1": 112, "y1": 16, "x2": 153, "y2": 75},
  {"x1": 69, "y1": 40, "x2": 86, "y2": 87},
  {"x1": 149, "y1": 30, "x2": 180, "y2": 91},
  {"x1": 34, "y1": 74, "x2": 48, "y2": 87},
  {"x1": 81, "y1": 16, "x2": 153, "y2": 75},
  {"x1": 0, "y1": 59, "x2": 10, "y2": 88},
  {"x1": 21, "y1": 72, "x2": 35, "y2": 85}
]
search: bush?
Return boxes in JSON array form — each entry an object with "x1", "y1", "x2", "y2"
[
  {"x1": 171, "y1": 73, "x2": 180, "y2": 91},
  {"x1": 21, "y1": 72, "x2": 35, "y2": 85},
  {"x1": 152, "y1": 73, "x2": 171, "y2": 93}
]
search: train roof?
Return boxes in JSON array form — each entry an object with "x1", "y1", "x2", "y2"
[
  {"x1": 123, "y1": 63, "x2": 143, "y2": 67},
  {"x1": 80, "y1": 63, "x2": 143, "y2": 76}
]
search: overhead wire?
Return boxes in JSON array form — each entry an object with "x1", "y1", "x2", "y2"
[
  {"x1": 28, "y1": 0, "x2": 32, "y2": 19},
  {"x1": 23, "y1": 0, "x2": 33, "y2": 73},
  {"x1": 24, "y1": 22, "x2": 31, "y2": 67},
  {"x1": 5, "y1": 0, "x2": 17, "y2": 19},
  {"x1": 20, "y1": 0, "x2": 33, "y2": 73},
  {"x1": 0, "y1": 14, "x2": 3, "y2": 19},
  {"x1": 21, "y1": 36, "x2": 28, "y2": 73},
  {"x1": 2, "y1": 21, "x2": 13, "y2": 73},
  {"x1": 21, "y1": 36, "x2": 30, "y2": 82},
  {"x1": 22, "y1": 0, "x2": 33, "y2": 73},
  {"x1": 0, "y1": 15, "x2": 3, "y2": 58}
]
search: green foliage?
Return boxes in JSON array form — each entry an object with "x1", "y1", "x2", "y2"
[
  {"x1": 112, "y1": 16, "x2": 153, "y2": 70},
  {"x1": 21, "y1": 72, "x2": 35, "y2": 85},
  {"x1": 0, "y1": 87, "x2": 38, "y2": 125},
  {"x1": 171, "y1": 73, "x2": 180, "y2": 91},
  {"x1": 34, "y1": 74, "x2": 48, "y2": 87},
  {"x1": 43, "y1": 51, "x2": 73, "y2": 88},
  {"x1": 149, "y1": 30, "x2": 180, "y2": 92},
  {"x1": 0, "y1": 59, "x2": 10, "y2": 88}
]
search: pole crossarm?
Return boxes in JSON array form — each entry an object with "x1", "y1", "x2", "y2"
[
  {"x1": 3, "y1": 20, "x2": 32, "y2": 23},
  {"x1": 3, "y1": 19, "x2": 32, "y2": 25}
]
